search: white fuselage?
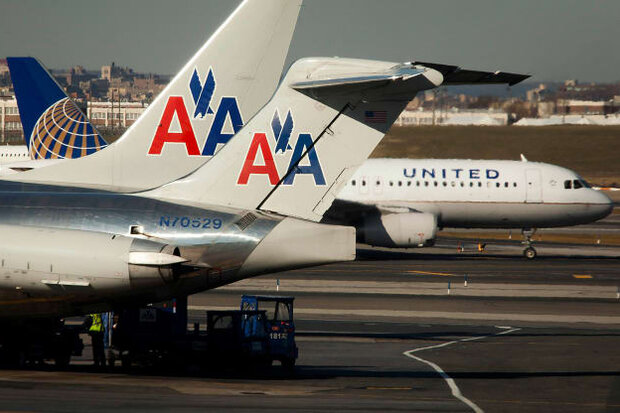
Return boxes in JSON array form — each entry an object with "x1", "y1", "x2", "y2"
[
  {"x1": 0, "y1": 145, "x2": 29, "y2": 165},
  {"x1": 337, "y1": 159, "x2": 613, "y2": 229},
  {"x1": 0, "y1": 145, "x2": 66, "y2": 174}
]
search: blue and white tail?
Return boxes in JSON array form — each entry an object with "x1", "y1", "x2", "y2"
[
  {"x1": 7, "y1": 57, "x2": 107, "y2": 160},
  {"x1": 8, "y1": 0, "x2": 302, "y2": 192}
]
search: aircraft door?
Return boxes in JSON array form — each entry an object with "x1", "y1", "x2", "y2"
[{"x1": 525, "y1": 169, "x2": 542, "y2": 203}]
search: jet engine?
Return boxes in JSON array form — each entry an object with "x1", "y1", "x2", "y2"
[
  {"x1": 359, "y1": 212, "x2": 437, "y2": 248},
  {"x1": 0, "y1": 225, "x2": 187, "y2": 295}
]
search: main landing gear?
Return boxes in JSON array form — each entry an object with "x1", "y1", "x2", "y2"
[{"x1": 521, "y1": 229, "x2": 537, "y2": 259}]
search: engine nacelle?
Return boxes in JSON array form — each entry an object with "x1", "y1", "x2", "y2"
[
  {"x1": 359, "y1": 212, "x2": 437, "y2": 248},
  {"x1": 0, "y1": 225, "x2": 185, "y2": 294}
]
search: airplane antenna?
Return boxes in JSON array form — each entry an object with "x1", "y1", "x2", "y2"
[{"x1": 520, "y1": 153, "x2": 528, "y2": 162}]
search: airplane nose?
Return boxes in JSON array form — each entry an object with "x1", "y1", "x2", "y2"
[{"x1": 591, "y1": 189, "x2": 614, "y2": 219}]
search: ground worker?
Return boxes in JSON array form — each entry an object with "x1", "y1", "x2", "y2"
[{"x1": 88, "y1": 313, "x2": 106, "y2": 368}]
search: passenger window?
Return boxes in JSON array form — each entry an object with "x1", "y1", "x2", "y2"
[
  {"x1": 434, "y1": 182, "x2": 438, "y2": 187},
  {"x1": 376, "y1": 180, "x2": 380, "y2": 186},
  {"x1": 424, "y1": 181, "x2": 429, "y2": 187},
  {"x1": 469, "y1": 182, "x2": 474, "y2": 187},
  {"x1": 442, "y1": 182, "x2": 447, "y2": 187},
  {"x1": 416, "y1": 181, "x2": 421, "y2": 187},
  {"x1": 398, "y1": 181, "x2": 402, "y2": 187},
  {"x1": 451, "y1": 182, "x2": 456, "y2": 187},
  {"x1": 513, "y1": 182, "x2": 517, "y2": 187},
  {"x1": 362, "y1": 180, "x2": 366, "y2": 186},
  {"x1": 564, "y1": 180, "x2": 572, "y2": 189},
  {"x1": 351, "y1": 180, "x2": 356, "y2": 186},
  {"x1": 496, "y1": 182, "x2": 500, "y2": 188},
  {"x1": 504, "y1": 182, "x2": 509, "y2": 188},
  {"x1": 389, "y1": 181, "x2": 393, "y2": 186},
  {"x1": 407, "y1": 181, "x2": 412, "y2": 187},
  {"x1": 478, "y1": 182, "x2": 482, "y2": 187},
  {"x1": 573, "y1": 180, "x2": 583, "y2": 189},
  {"x1": 460, "y1": 182, "x2": 465, "y2": 187}
]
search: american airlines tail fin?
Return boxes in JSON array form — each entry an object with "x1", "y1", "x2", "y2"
[
  {"x1": 7, "y1": 0, "x2": 302, "y2": 192},
  {"x1": 147, "y1": 58, "x2": 444, "y2": 221},
  {"x1": 7, "y1": 57, "x2": 107, "y2": 160}
]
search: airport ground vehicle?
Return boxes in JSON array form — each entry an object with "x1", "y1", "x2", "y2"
[
  {"x1": 206, "y1": 310, "x2": 271, "y2": 368},
  {"x1": 0, "y1": 319, "x2": 83, "y2": 368},
  {"x1": 241, "y1": 295, "x2": 297, "y2": 369},
  {"x1": 107, "y1": 296, "x2": 296, "y2": 371}
]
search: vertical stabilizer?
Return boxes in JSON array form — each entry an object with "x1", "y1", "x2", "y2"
[
  {"x1": 147, "y1": 58, "x2": 444, "y2": 221},
  {"x1": 7, "y1": 0, "x2": 302, "y2": 192},
  {"x1": 7, "y1": 57, "x2": 107, "y2": 159}
]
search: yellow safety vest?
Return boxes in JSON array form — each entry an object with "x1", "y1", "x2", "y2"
[{"x1": 89, "y1": 314, "x2": 103, "y2": 333}]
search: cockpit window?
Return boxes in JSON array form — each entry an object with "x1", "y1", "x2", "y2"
[
  {"x1": 564, "y1": 180, "x2": 572, "y2": 189},
  {"x1": 573, "y1": 180, "x2": 583, "y2": 189}
]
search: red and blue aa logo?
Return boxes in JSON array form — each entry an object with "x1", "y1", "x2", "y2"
[
  {"x1": 237, "y1": 109, "x2": 326, "y2": 186},
  {"x1": 148, "y1": 67, "x2": 243, "y2": 156}
]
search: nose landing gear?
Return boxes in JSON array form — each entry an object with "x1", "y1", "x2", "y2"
[{"x1": 522, "y1": 229, "x2": 537, "y2": 259}]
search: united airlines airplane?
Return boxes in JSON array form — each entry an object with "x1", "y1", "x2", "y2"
[{"x1": 328, "y1": 158, "x2": 613, "y2": 258}]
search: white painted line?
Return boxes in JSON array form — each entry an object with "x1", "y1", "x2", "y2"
[{"x1": 403, "y1": 326, "x2": 521, "y2": 413}]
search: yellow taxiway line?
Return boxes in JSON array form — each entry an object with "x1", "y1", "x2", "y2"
[{"x1": 407, "y1": 270, "x2": 459, "y2": 277}]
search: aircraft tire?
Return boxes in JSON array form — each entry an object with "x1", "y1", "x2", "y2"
[{"x1": 523, "y1": 247, "x2": 537, "y2": 259}]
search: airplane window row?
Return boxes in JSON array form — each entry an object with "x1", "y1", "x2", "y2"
[
  {"x1": 0, "y1": 152, "x2": 27, "y2": 158},
  {"x1": 350, "y1": 180, "x2": 519, "y2": 188},
  {"x1": 564, "y1": 179, "x2": 589, "y2": 189}
]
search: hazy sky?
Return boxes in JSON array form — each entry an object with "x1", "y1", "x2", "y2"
[{"x1": 1, "y1": 0, "x2": 619, "y2": 83}]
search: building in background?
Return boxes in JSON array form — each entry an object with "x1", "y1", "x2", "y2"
[
  {"x1": 87, "y1": 101, "x2": 147, "y2": 128},
  {"x1": 0, "y1": 96, "x2": 23, "y2": 143},
  {"x1": 396, "y1": 108, "x2": 509, "y2": 126}
]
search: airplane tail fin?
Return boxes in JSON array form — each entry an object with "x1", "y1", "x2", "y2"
[
  {"x1": 7, "y1": 57, "x2": 107, "y2": 159},
  {"x1": 147, "y1": 58, "x2": 444, "y2": 221},
  {"x1": 7, "y1": 0, "x2": 302, "y2": 192}
]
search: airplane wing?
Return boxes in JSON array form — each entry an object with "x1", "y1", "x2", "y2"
[
  {"x1": 322, "y1": 199, "x2": 425, "y2": 225},
  {"x1": 411, "y1": 61, "x2": 530, "y2": 86}
]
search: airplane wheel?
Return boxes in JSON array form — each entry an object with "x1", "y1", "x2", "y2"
[{"x1": 523, "y1": 247, "x2": 537, "y2": 260}]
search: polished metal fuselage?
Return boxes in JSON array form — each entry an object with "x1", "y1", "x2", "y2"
[{"x1": 0, "y1": 181, "x2": 280, "y2": 318}]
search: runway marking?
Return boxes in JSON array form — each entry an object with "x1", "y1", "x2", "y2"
[
  {"x1": 403, "y1": 326, "x2": 521, "y2": 413},
  {"x1": 573, "y1": 274, "x2": 593, "y2": 279},
  {"x1": 406, "y1": 270, "x2": 459, "y2": 277}
]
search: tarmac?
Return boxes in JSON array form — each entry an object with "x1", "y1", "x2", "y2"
[{"x1": 0, "y1": 238, "x2": 619, "y2": 412}]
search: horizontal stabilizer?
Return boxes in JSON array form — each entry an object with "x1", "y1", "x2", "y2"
[
  {"x1": 412, "y1": 61, "x2": 530, "y2": 86},
  {"x1": 291, "y1": 65, "x2": 427, "y2": 91},
  {"x1": 290, "y1": 62, "x2": 443, "y2": 101}
]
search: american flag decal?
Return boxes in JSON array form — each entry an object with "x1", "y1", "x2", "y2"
[{"x1": 364, "y1": 110, "x2": 387, "y2": 124}]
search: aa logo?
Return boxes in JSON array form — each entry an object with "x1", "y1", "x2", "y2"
[
  {"x1": 237, "y1": 109, "x2": 325, "y2": 187},
  {"x1": 190, "y1": 68, "x2": 215, "y2": 118},
  {"x1": 148, "y1": 67, "x2": 243, "y2": 156}
]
